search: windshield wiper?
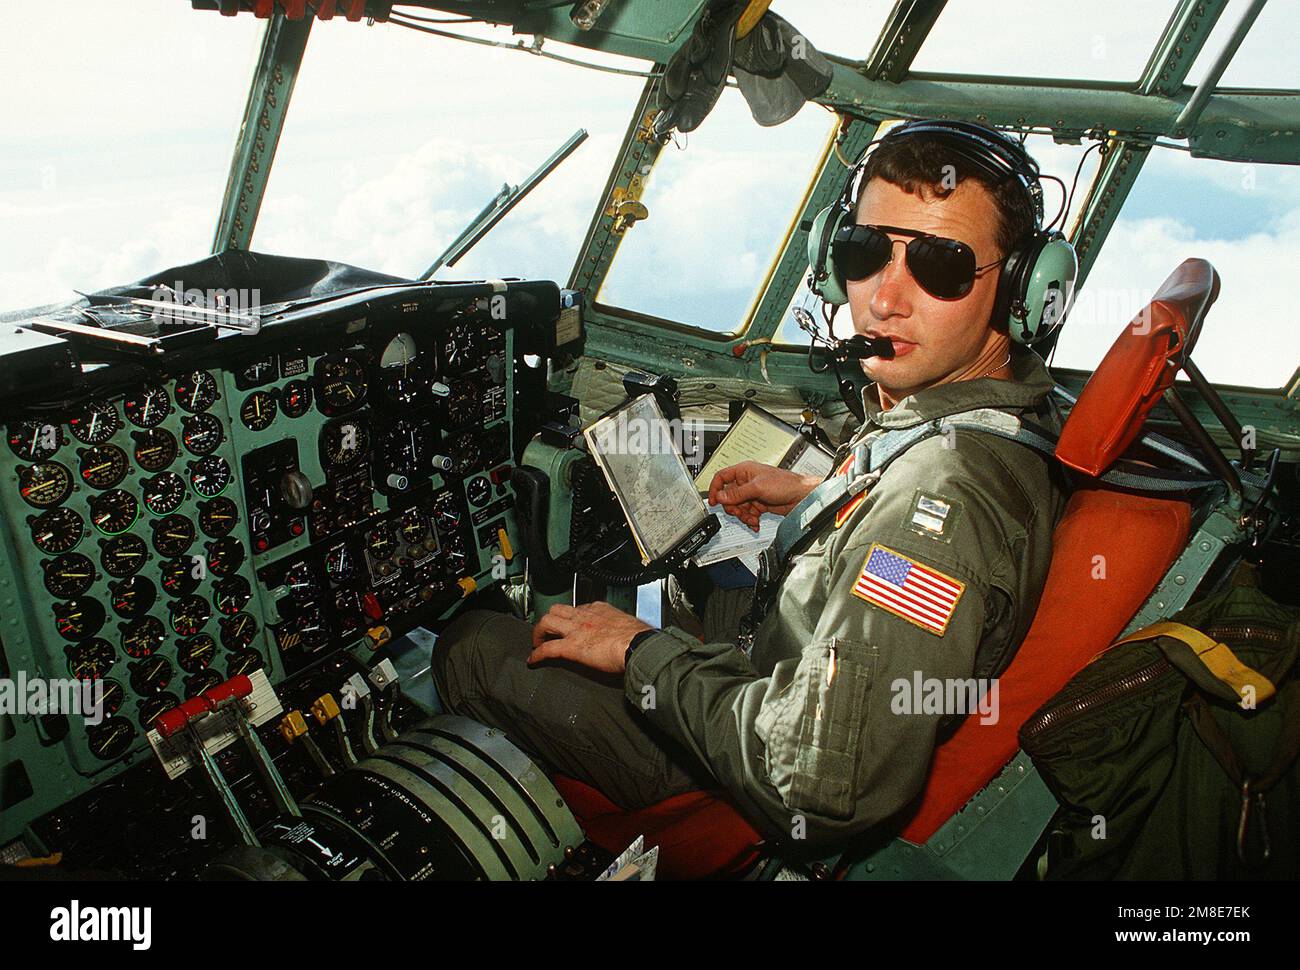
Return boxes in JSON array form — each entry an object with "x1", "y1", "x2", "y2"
[{"x1": 420, "y1": 128, "x2": 588, "y2": 280}]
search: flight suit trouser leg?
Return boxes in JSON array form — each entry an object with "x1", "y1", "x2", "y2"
[{"x1": 430, "y1": 608, "x2": 714, "y2": 810}]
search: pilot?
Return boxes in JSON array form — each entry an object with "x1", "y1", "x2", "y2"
[{"x1": 432, "y1": 121, "x2": 1069, "y2": 850}]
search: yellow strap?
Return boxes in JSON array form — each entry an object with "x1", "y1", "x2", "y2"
[
  {"x1": 1115, "y1": 620, "x2": 1277, "y2": 703},
  {"x1": 737, "y1": 0, "x2": 773, "y2": 39}
]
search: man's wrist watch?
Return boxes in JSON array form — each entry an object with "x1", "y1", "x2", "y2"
[{"x1": 624, "y1": 629, "x2": 657, "y2": 669}]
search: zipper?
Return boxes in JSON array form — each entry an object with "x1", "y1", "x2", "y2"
[{"x1": 1021, "y1": 657, "x2": 1173, "y2": 743}]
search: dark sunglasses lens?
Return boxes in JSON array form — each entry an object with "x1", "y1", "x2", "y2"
[
  {"x1": 907, "y1": 237, "x2": 977, "y2": 298},
  {"x1": 832, "y1": 226, "x2": 892, "y2": 281}
]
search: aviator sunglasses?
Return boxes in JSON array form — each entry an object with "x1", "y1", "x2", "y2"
[{"x1": 831, "y1": 223, "x2": 1005, "y2": 299}]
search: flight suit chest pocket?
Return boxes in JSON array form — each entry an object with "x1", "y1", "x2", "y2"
[{"x1": 755, "y1": 638, "x2": 874, "y2": 821}]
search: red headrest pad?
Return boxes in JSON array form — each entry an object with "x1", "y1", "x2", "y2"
[{"x1": 1056, "y1": 259, "x2": 1219, "y2": 477}]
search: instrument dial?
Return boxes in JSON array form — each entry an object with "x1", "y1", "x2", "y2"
[
  {"x1": 159, "y1": 557, "x2": 201, "y2": 597},
  {"x1": 321, "y1": 417, "x2": 370, "y2": 469},
  {"x1": 86, "y1": 716, "x2": 135, "y2": 761},
  {"x1": 133, "y1": 429, "x2": 178, "y2": 472},
  {"x1": 198, "y1": 497, "x2": 239, "y2": 538},
  {"x1": 174, "y1": 371, "x2": 218, "y2": 413},
  {"x1": 324, "y1": 541, "x2": 356, "y2": 583},
  {"x1": 100, "y1": 533, "x2": 148, "y2": 578},
  {"x1": 181, "y1": 413, "x2": 223, "y2": 456},
  {"x1": 220, "y1": 612, "x2": 258, "y2": 651},
  {"x1": 283, "y1": 561, "x2": 321, "y2": 604},
  {"x1": 44, "y1": 553, "x2": 96, "y2": 599},
  {"x1": 109, "y1": 576, "x2": 156, "y2": 619},
  {"x1": 316, "y1": 353, "x2": 368, "y2": 415},
  {"x1": 88, "y1": 489, "x2": 139, "y2": 535},
  {"x1": 129, "y1": 654, "x2": 173, "y2": 695},
  {"x1": 226, "y1": 650, "x2": 265, "y2": 678},
  {"x1": 54, "y1": 598, "x2": 106, "y2": 642},
  {"x1": 292, "y1": 606, "x2": 331, "y2": 652},
  {"x1": 141, "y1": 472, "x2": 187, "y2": 515},
  {"x1": 176, "y1": 634, "x2": 216, "y2": 673},
  {"x1": 30, "y1": 507, "x2": 85, "y2": 554},
  {"x1": 68, "y1": 402, "x2": 121, "y2": 445},
  {"x1": 213, "y1": 576, "x2": 252, "y2": 616},
  {"x1": 184, "y1": 670, "x2": 223, "y2": 698},
  {"x1": 78, "y1": 444, "x2": 129, "y2": 490},
  {"x1": 168, "y1": 594, "x2": 211, "y2": 637},
  {"x1": 240, "y1": 390, "x2": 277, "y2": 432},
  {"x1": 138, "y1": 692, "x2": 179, "y2": 730},
  {"x1": 123, "y1": 384, "x2": 172, "y2": 428},
  {"x1": 379, "y1": 332, "x2": 432, "y2": 406},
  {"x1": 121, "y1": 616, "x2": 165, "y2": 658},
  {"x1": 367, "y1": 524, "x2": 395, "y2": 561},
  {"x1": 18, "y1": 462, "x2": 73, "y2": 508},
  {"x1": 281, "y1": 380, "x2": 313, "y2": 418},
  {"x1": 189, "y1": 456, "x2": 231, "y2": 497},
  {"x1": 152, "y1": 514, "x2": 196, "y2": 558},
  {"x1": 399, "y1": 509, "x2": 429, "y2": 545},
  {"x1": 206, "y1": 537, "x2": 245, "y2": 576},
  {"x1": 66, "y1": 638, "x2": 116, "y2": 681},
  {"x1": 8, "y1": 420, "x2": 63, "y2": 461},
  {"x1": 465, "y1": 476, "x2": 491, "y2": 507},
  {"x1": 95, "y1": 679, "x2": 127, "y2": 719}
]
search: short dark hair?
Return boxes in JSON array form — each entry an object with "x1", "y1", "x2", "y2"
[{"x1": 855, "y1": 134, "x2": 1037, "y2": 258}]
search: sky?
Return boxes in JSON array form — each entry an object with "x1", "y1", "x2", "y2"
[{"x1": 0, "y1": 0, "x2": 1296, "y2": 387}]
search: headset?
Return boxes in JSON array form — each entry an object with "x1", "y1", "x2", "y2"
[{"x1": 806, "y1": 119, "x2": 1078, "y2": 345}]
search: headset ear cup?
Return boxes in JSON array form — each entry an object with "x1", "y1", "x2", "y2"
[
  {"x1": 1013, "y1": 234, "x2": 1078, "y2": 344},
  {"x1": 807, "y1": 205, "x2": 850, "y2": 306}
]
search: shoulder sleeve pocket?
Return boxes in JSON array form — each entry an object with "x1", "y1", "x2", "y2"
[{"x1": 754, "y1": 637, "x2": 876, "y2": 820}]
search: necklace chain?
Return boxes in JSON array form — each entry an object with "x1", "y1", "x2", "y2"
[{"x1": 977, "y1": 350, "x2": 1012, "y2": 380}]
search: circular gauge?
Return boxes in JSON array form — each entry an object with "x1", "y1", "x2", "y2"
[
  {"x1": 281, "y1": 380, "x2": 313, "y2": 418},
  {"x1": 174, "y1": 371, "x2": 218, "y2": 413},
  {"x1": 68, "y1": 402, "x2": 121, "y2": 445},
  {"x1": 321, "y1": 417, "x2": 370, "y2": 469},
  {"x1": 399, "y1": 509, "x2": 428, "y2": 546},
  {"x1": 213, "y1": 576, "x2": 252, "y2": 616},
  {"x1": 367, "y1": 524, "x2": 395, "y2": 561},
  {"x1": 181, "y1": 413, "x2": 223, "y2": 456},
  {"x1": 151, "y1": 514, "x2": 196, "y2": 557},
  {"x1": 159, "y1": 557, "x2": 201, "y2": 598},
  {"x1": 66, "y1": 638, "x2": 117, "y2": 681},
  {"x1": 8, "y1": 420, "x2": 63, "y2": 461},
  {"x1": 433, "y1": 493, "x2": 461, "y2": 530},
  {"x1": 198, "y1": 497, "x2": 239, "y2": 538},
  {"x1": 133, "y1": 428, "x2": 178, "y2": 472},
  {"x1": 43, "y1": 553, "x2": 96, "y2": 599},
  {"x1": 138, "y1": 692, "x2": 179, "y2": 730},
  {"x1": 30, "y1": 507, "x2": 85, "y2": 554},
  {"x1": 380, "y1": 419, "x2": 429, "y2": 477},
  {"x1": 465, "y1": 476, "x2": 491, "y2": 507},
  {"x1": 86, "y1": 716, "x2": 136, "y2": 761},
  {"x1": 168, "y1": 594, "x2": 211, "y2": 636},
  {"x1": 184, "y1": 669, "x2": 224, "y2": 698},
  {"x1": 141, "y1": 472, "x2": 186, "y2": 515},
  {"x1": 282, "y1": 562, "x2": 320, "y2": 604},
  {"x1": 206, "y1": 537, "x2": 245, "y2": 576},
  {"x1": 100, "y1": 533, "x2": 148, "y2": 578},
  {"x1": 324, "y1": 542, "x2": 356, "y2": 583},
  {"x1": 88, "y1": 489, "x2": 139, "y2": 535},
  {"x1": 18, "y1": 462, "x2": 73, "y2": 508},
  {"x1": 189, "y1": 456, "x2": 231, "y2": 497},
  {"x1": 54, "y1": 598, "x2": 106, "y2": 642},
  {"x1": 445, "y1": 380, "x2": 482, "y2": 428},
  {"x1": 379, "y1": 332, "x2": 432, "y2": 405},
  {"x1": 129, "y1": 655, "x2": 173, "y2": 696},
  {"x1": 315, "y1": 352, "x2": 368, "y2": 415},
  {"x1": 93, "y1": 679, "x2": 127, "y2": 720},
  {"x1": 121, "y1": 615, "x2": 165, "y2": 658},
  {"x1": 442, "y1": 322, "x2": 476, "y2": 370},
  {"x1": 220, "y1": 612, "x2": 258, "y2": 651},
  {"x1": 226, "y1": 649, "x2": 266, "y2": 678},
  {"x1": 240, "y1": 390, "x2": 277, "y2": 431},
  {"x1": 123, "y1": 384, "x2": 172, "y2": 428},
  {"x1": 78, "y1": 444, "x2": 129, "y2": 490},
  {"x1": 447, "y1": 433, "x2": 481, "y2": 473},
  {"x1": 176, "y1": 634, "x2": 216, "y2": 674},
  {"x1": 109, "y1": 576, "x2": 156, "y2": 619}
]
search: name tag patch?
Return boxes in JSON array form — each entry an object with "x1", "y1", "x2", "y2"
[{"x1": 905, "y1": 489, "x2": 961, "y2": 543}]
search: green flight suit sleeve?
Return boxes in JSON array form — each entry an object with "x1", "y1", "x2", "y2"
[{"x1": 625, "y1": 435, "x2": 1030, "y2": 849}]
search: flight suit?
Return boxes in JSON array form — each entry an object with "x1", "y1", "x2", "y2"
[{"x1": 432, "y1": 349, "x2": 1068, "y2": 849}]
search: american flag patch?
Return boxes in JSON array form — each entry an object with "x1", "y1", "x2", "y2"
[{"x1": 851, "y1": 544, "x2": 965, "y2": 635}]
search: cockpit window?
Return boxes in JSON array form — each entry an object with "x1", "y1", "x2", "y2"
[
  {"x1": 909, "y1": 0, "x2": 1180, "y2": 83},
  {"x1": 596, "y1": 89, "x2": 835, "y2": 336},
  {"x1": 1050, "y1": 152, "x2": 1300, "y2": 389},
  {"x1": 765, "y1": 0, "x2": 894, "y2": 60},
  {"x1": 254, "y1": 21, "x2": 649, "y2": 283},
  {"x1": 1183, "y1": 0, "x2": 1298, "y2": 90},
  {"x1": 0, "y1": 6, "x2": 262, "y2": 312}
]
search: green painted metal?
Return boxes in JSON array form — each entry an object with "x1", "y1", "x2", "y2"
[
  {"x1": 520, "y1": 437, "x2": 584, "y2": 615},
  {"x1": 1141, "y1": 0, "x2": 1232, "y2": 98},
  {"x1": 211, "y1": 14, "x2": 312, "y2": 254},
  {"x1": 862, "y1": 0, "x2": 948, "y2": 83}
]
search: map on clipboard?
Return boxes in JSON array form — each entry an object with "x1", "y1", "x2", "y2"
[{"x1": 692, "y1": 404, "x2": 835, "y2": 494}]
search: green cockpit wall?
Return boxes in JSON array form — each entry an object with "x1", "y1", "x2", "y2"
[{"x1": 205, "y1": 0, "x2": 1300, "y2": 461}]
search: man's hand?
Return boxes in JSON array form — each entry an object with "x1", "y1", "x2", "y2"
[
  {"x1": 707, "y1": 460, "x2": 822, "y2": 531},
  {"x1": 527, "y1": 602, "x2": 651, "y2": 673}
]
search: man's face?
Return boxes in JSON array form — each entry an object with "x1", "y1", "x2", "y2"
[{"x1": 847, "y1": 177, "x2": 1006, "y2": 399}]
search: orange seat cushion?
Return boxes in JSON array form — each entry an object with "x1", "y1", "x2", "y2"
[
  {"x1": 896, "y1": 486, "x2": 1191, "y2": 843},
  {"x1": 551, "y1": 774, "x2": 763, "y2": 880}
]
